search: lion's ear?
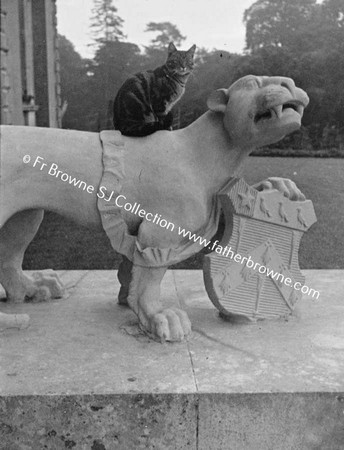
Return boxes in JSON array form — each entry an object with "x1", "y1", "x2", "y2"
[{"x1": 207, "y1": 89, "x2": 229, "y2": 113}]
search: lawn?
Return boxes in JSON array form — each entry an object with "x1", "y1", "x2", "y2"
[{"x1": 23, "y1": 156, "x2": 344, "y2": 270}]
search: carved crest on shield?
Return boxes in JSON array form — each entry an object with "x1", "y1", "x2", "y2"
[{"x1": 203, "y1": 178, "x2": 317, "y2": 320}]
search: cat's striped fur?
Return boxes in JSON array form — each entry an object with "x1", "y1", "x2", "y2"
[{"x1": 113, "y1": 42, "x2": 196, "y2": 137}]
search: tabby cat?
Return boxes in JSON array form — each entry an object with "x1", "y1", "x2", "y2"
[{"x1": 113, "y1": 42, "x2": 196, "y2": 137}]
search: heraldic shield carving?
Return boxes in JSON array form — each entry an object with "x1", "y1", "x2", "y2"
[{"x1": 203, "y1": 178, "x2": 317, "y2": 320}]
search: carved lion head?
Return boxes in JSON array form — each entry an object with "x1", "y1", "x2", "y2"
[{"x1": 207, "y1": 75, "x2": 309, "y2": 148}]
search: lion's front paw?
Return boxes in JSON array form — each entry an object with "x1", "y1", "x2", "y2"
[
  {"x1": 145, "y1": 308, "x2": 192, "y2": 342},
  {"x1": 26, "y1": 270, "x2": 65, "y2": 302},
  {"x1": 253, "y1": 177, "x2": 306, "y2": 201}
]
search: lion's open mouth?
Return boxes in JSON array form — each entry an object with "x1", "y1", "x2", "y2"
[{"x1": 254, "y1": 101, "x2": 304, "y2": 123}]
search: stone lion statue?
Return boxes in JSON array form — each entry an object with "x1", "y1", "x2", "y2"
[{"x1": 0, "y1": 75, "x2": 309, "y2": 340}]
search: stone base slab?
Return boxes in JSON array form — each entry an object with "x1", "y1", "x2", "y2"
[{"x1": 1, "y1": 270, "x2": 343, "y2": 449}]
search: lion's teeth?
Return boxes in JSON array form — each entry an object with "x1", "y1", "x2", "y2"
[
  {"x1": 297, "y1": 105, "x2": 304, "y2": 117},
  {"x1": 274, "y1": 105, "x2": 283, "y2": 118}
]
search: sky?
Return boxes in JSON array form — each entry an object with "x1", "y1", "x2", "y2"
[{"x1": 56, "y1": 0, "x2": 255, "y2": 58}]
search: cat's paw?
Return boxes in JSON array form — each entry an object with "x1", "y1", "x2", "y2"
[{"x1": 144, "y1": 308, "x2": 192, "y2": 342}]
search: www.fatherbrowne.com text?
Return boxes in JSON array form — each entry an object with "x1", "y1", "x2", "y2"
[{"x1": 26, "y1": 155, "x2": 320, "y2": 300}]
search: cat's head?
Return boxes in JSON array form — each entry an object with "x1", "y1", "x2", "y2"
[{"x1": 166, "y1": 42, "x2": 196, "y2": 76}]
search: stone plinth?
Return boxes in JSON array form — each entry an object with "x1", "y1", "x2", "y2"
[{"x1": 1, "y1": 270, "x2": 343, "y2": 449}]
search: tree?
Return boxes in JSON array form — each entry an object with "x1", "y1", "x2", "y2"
[
  {"x1": 90, "y1": 0, "x2": 124, "y2": 46},
  {"x1": 142, "y1": 22, "x2": 187, "y2": 72},
  {"x1": 93, "y1": 41, "x2": 142, "y2": 98},
  {"x1": 243, "y1": 0, "x2": 317, "y2": 52},
  {"x1": 323, "y1": 0, "x2": 344, "y2": 27},
  {"x1": 145, "y1": 22, "x2": 186, "y2": 49},
  {"x1": 90, "y1": 41, "x2": 143, "y2": 129},
  {"x1": 241, "y1": 0, "x2": 344, "y2": 149},
  {"x1": 58, "y1": 35, "x2": 93, "y2": 130},
  {"x1": 177, "y1": 50, "x2": 240, "y2": 128},
  {"x1": 319, "y1": 0, "x2": 344, "y2": 51}
]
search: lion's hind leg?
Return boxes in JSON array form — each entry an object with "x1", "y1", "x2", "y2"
[
  {"x1": 117, "y1": 256, "x2": 133, "y2": 306},
  {"x1": 0, "y1": 209, "x2": 64, "y2": 303}
]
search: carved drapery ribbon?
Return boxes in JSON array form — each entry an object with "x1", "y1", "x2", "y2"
[{"x1": 97, "y1": 130, "x2": 221, "y2": 267}]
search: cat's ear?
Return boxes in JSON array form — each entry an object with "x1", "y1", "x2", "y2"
[
  {"x1": 207, "y1": 88, "x2": 229, "y2": 113},
  {"x1": 168, "y1": 42, "x2": 177, "y2": 55},
  {"x1": 188, "y1": 45, "x2": 196, "y2": 56}
]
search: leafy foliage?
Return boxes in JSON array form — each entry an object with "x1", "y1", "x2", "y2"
[
  {"x1": 58, "y1": 35, "x2": 93, "y2": 130},
  {"x1": 145, "y1": 21, "x2": 186, "y2": 49},
  {"x1": 244, "y1": 0, "x2": 317, "y2": 52},
  {"x1": 90, "y1": 0, "x2": 124, "y2": 45},
  {"x1": 242, "y1": 0, "x2": 344, "y2": 149},
  {"x1": 58, "y1": 3, "x2": 344, "y2": 152}
]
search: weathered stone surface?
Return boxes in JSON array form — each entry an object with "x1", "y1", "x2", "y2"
[
  {"x1": 0, "y1": 394, "x2": 197, "y2": 450},
  {"x1": 2, "y1": 393, "x2": 343, "y2": 449},
  {"x1": 1, "y1": 270, "x2": 344, "y2": 396},
  {"x1": 0, "y1": 75, "x2": 310, "y2": 341},
  {"x1": 1, "y1": 270, "x2": 343, "y2": 449},
  {"x1": 198, "y1": 393, "x2": 344, "y2": 450},
  {"x1": 204, "y1": 177, "x2": 317, "y2": 320},
  {"x1": 0, "y1": 312, "x2": 29, "y2": 331},
  {"x1": 0, "y1": 271, "x2": 196, "y2": 396}
]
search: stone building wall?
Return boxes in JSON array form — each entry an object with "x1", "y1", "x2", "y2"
[
  {"x1": 0, "y1": 9, "x2": 11, "y2": 124},
  {"x1": 0, "y1": 0, "x2": 61, "y2": 127}
]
